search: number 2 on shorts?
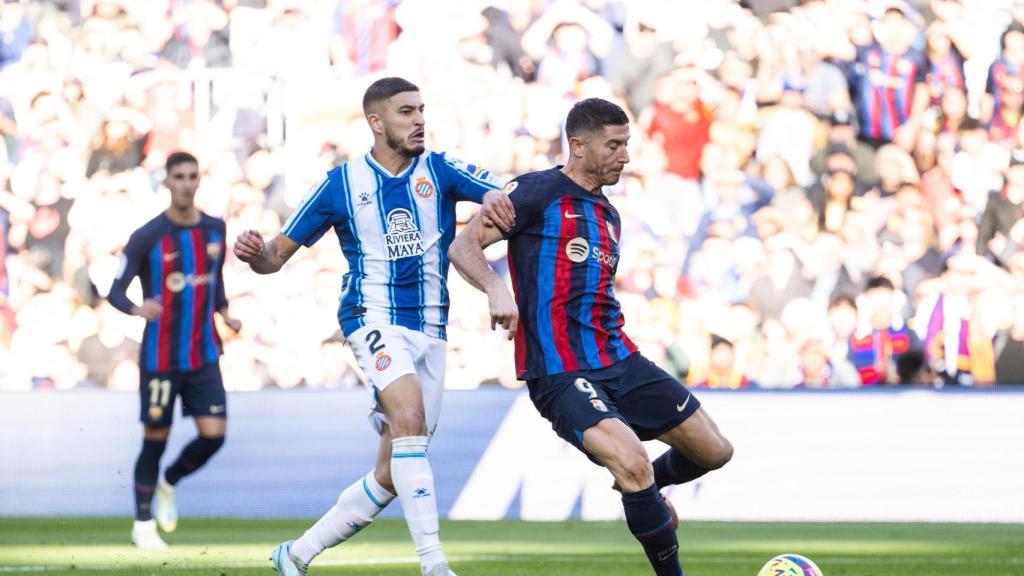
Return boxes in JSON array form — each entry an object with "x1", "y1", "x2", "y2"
[{"x1": 365, "y1": 330, "x2": 385, "y2": 353}]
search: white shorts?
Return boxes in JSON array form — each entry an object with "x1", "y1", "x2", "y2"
[{"x1": 346, "y1": 324, "x2": 447, "y2": 437}]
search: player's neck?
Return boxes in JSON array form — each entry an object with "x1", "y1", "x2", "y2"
[
  {"x1": 560, "y1": 163, "x2": 602, "y2": 194},
  {"x1": 369, "y1": 145, "x2": 413, "y2": 176},
  {"x1": 166, "y1": 206, "x2": 200, "y2": 226}
]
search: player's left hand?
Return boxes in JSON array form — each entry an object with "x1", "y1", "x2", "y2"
[
  {"x1": 486, "y1": 283, "x2": 518, "y2": 340},
  {"x1": 221, "y1": 314, "x2": 242, "y2": 333},
  {"x1": 481, "y1": 189, "x2": 515, "y2": 232}
]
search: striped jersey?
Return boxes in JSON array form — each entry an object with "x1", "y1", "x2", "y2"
[
  {"x1": 501, "y1": 168, "x2": 637, "y2": 380},
  {"x1": 849, "y1": 43, "x2": 927, "y2": 141},
  {"x1": 283, "y1": 150, "x2": 501, "y2": 340},
  {"x1": 985, "y1": 58, "x2": 1024, "y2": 117},
  {"x1": 108, "y1": 213, "x2": 228, "y2": 372}
]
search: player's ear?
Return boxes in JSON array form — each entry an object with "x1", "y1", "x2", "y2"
[
  {"x1": 366, "y1": 111, "x2": 385, "y2": 136},
  {"x1": 568, "y1": 136, "x2": 587, "y2": 159}
]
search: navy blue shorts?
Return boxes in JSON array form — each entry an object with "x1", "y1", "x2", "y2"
[
  {"x1": 526, "y1": 353, "x2": 700, "y2": 461},
  {"x1": 139, "y1": 362, "x2": 226, "y2": 427}
]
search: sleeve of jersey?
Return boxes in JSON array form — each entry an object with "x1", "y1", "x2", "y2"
[
  {"x1": 500, "y1": 179, "x2": 547, "y2": 240},
  {"x1": 437, "y1": 153, "x2": 504, "y2": 203},
  {"x1": 914, "y1": 52, "x2": 927, "y2": 84},
  {"x1": 282, "y1": 174, "x2": 338, "y2": 247},
  {"x1": 215, "y1": 221, "x2": 229, "y2": 311},
  {"x1": 107, "y1": 232, "x2": 145, "y2": 315}
]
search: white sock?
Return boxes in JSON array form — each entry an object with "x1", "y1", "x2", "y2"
[
  {"x1": 290, "y1": 471, "x2": 396, "y2": 565},
  {"x1": 391, "y1": 436, "x2": 446, "y2": 570}
]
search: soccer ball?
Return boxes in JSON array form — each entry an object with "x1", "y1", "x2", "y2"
[{"x1": 756, "y1": 554, "x2": 822, "y2": 576}]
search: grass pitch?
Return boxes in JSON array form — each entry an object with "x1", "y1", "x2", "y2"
[{"x1": 0, "y1": 518, "x2": 1022, "y2": 575}]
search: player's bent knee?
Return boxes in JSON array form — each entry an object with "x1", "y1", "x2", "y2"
[
  {"x1": 706, "y1": 437, "x2": 734, "y2": 470},
  {"x1": 197, "y1": 435, "x2": 225, "y2": 455},
  {"x1": 610, "y1": 452, "x2": 654, "y2": 492},
  {"x1": 388, "y1": 410, "x2": 427, "y2": 437}
]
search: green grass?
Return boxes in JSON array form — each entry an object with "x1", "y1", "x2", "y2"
[{"x1": 0, "y1": 518, "x2": 1022, "y2": 575}]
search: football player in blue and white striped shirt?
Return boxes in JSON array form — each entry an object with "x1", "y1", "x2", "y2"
[{"x1": 234, "y1": 77, "x2": 514, "y2": 576}]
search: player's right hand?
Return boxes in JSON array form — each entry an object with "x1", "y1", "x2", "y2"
[
  {"x1": 233, "y1": 229, "x2": 265, "y2": 263},
  {"x1": 487, "y1": 287, "x2": 518, "y2": 340},
  {"x1": 133, "y1": 298, "x2": 163, "y2": 321}
]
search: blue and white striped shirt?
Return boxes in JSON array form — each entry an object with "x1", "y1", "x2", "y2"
[{"x1": 283, "y1": 150, "x2": 502, "y2": 340}]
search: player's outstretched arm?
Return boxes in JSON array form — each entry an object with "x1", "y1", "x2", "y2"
[
  {"x1": 449, "y1": 215, "x2": 518, "y2": 339},
  {"x1": 233, "y1": 230, "x2": 301, "y2": 275}
]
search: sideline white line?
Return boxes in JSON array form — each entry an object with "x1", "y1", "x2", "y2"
[{"x1": 1, "y1": 554, "x2": 1023, "y2": 573}]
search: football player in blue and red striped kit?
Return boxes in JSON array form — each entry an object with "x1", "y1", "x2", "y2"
[
  {"x1": 449, "y1": 98, "x2": 733, "y2": 576},
  {"x1": 844, "y1": 5, "x2": 928, "y2": 166},
  {"x1": 108, "y1": 151, "x2": 240, "y2": 549}
]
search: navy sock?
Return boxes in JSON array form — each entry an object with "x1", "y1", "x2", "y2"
[
  {"x1": 164, "y1": 436, "x2": 224, "y2": 485},
  {"x1": 134, "y1": 439, "x2": 166, "y2": 521},
  {"x1": 653, "y1": 449, "x2": 709, "y2": 488},
  {"x1": 622, "y1": 484, "x2": 683, "y2": 576}
]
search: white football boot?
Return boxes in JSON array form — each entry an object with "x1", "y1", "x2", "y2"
[
  {"x1": 154, "y1": 477, "x2": 178, "y2": 533},
  {"x1": 270, "y1": 540, "x2": 308, "y2": 576},
  {"x1": 131, "y1": 519, "x2": 168, "y2": 549},
  {"x1": 422, "y1": 561, "x2": 458, "y2": 576}
]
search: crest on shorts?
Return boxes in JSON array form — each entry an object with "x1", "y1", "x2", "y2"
[
  {"x1": 148, "y1": 405, "x2": 164, "y2": 421},
  {"x1": 591, "y1": 399, "x2": 608, "y2": 412},
  {"x1": 375, "y1": 352, "x2": 392, "y2": 371}
]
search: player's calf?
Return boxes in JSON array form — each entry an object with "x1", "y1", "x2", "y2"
[
  {"x1": 289, "y1": 471, "x2": 396, "y2": 566},
  {"x1": 133, "y1": 438, "x2": 167, "y2": 522},
  {"x1": 622, "y1": 484, "x2": 683, "y2": 576},
  {"x1": 164, "y1": 435, "x2": 225, "y2": 485}
]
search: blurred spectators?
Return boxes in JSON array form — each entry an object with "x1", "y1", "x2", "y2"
[{"x1": 2, "y1": 0, "x2": 1024, "y2": 392}]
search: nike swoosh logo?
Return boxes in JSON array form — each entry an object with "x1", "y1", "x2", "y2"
[
  {"x1": 676, "y1": 395, "x2": 691, "y2": 413},
  {"x1": 209, "y1": 405, "x2": 225, "y2": 414},
  {"x1": 564, "y1": 211, "x2": 583, "y2": 219}
]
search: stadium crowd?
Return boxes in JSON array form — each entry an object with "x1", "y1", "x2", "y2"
[{"x1": 2, "y1": 0, "x2": 1024, "y2": 392}]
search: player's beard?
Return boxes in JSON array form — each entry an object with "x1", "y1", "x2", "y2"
[{"x1": 385, "y1": 126, "x2": 425, "y2": 158}]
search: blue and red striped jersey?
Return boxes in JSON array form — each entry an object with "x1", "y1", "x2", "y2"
[
  {"x1": 985, "y1": 58, "x2": 1024, "y2": 116},
  {"x1": 927, "y1": 49, "x2": 965, "y2": 105},
  {"x1": 501, "y1": 168, "x2": 637, "y2": 380},
  {"x1": 0, "y1": 208, "x2": 8, "y2": 297},
  {"x1": 108, "y1": 212, "x2": 228, "y2": 373},
  {"x1": 849, "y1": 43, "x2": 927, "y2": 141}
]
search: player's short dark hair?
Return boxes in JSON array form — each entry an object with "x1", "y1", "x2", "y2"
[
  {"x1": 958, "y1": 116, "x2": 983, "y2": 133},
  {"x1": 865, "y1": 275, "x2": 895, "y2": 291},
  {"x1": 565, "y1": 98, "x2": 629, "y2": 140},
  {"x1": 896, "y1": 348, "x2": 927, "y2": 385},
  {"x1": 363, "y1": 77, "x2": 420, "y2": 114},
  {"x1": 165, "y1": 151, "x2": 198, "y2": 173},
  {"x1": 709, "y1": 334, "x2": 733, "y2": 350},
  {"x1": 829, "y1": 294, "x2": 857, "y2": 310}
]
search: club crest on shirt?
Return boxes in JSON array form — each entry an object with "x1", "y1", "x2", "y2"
[
  {"x1": 385, "y1": 208, "x2": 425, "y2": 260},
  {"x1": 414, "y1": 177, "x2": 434, "y2": 199},
  {"x1": 606, "y1": 221, "x2": 618, "y2": 244},
  {"x1": 206, "y1": 242, "x2": 221, "y2": 259}
]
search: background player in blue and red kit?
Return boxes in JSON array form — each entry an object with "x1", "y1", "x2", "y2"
[
  {"x1": 983, "y1": 23, "x2": 1024, "y2": 137},
  {"x1": 844, "y1": 6, "x2": 928, "y2": 157},
  {"x1": 108, "y1": 151, "x2": 241, "y2": 549},
  {"x1": 234, "y1": 77, "x2": 514, "y2": 576},
  {"x1": 449, "y1": 98, "x2": 733, "y2": 576}
]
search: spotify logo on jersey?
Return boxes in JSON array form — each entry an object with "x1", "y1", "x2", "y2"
[{"x1": 565, "y1": 237, "x2": 590, "y2": 263}]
